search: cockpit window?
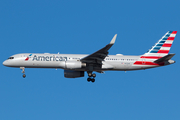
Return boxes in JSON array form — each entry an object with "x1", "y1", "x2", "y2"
[{"x1": 8, "y1": 57, "x2": 14, "y2": 59}]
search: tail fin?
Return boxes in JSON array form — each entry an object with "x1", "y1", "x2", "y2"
[{"x1": 142, "y1": 31, "x2": 177, "y2": 59}]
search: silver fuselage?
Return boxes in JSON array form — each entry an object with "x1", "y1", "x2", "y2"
[{"x1": 3, "y1": 53, "x2": 174, "y2": 71}]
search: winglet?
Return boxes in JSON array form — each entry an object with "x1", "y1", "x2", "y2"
[{"x1": 110, "y1": 34, "x2": 117, "y2": 44}]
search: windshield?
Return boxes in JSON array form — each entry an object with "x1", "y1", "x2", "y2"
[{"x1": 8, "y1": 57, "x2": 14, "y2": 59}]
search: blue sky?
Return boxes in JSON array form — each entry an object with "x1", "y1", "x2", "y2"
[{"x1": 0, "y1": 0, "x2": 180, "y2": 120}]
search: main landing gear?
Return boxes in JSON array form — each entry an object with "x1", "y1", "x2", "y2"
[
  {"x1": 20, "y1": 67, "x2": 26, "y2": 78},
  {"x1": 87, "y1": 72, "x2": 96, "y2": 83}
]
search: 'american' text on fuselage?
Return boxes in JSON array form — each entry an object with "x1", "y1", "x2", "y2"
[{"x1": 32, "y1": 55, "x2": 67, "y2": 61}]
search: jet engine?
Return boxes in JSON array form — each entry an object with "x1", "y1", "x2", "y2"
[
  {"x1": 64, "y1": 70, "x2": 84, "y2": 78},
  {"x1": 59, "y1": 61, "x2": 86, "y2": 69}
]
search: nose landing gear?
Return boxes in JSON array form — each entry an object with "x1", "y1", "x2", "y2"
[
  {"x1": 22, "y1": 74, "x2": 26, "y2": 78},
  {"x1": 20, "y1": 67, "x2": 26, "y2": 78},
  {"x1": 87, "y1": 72, "x2": 96, "y2": 83}
]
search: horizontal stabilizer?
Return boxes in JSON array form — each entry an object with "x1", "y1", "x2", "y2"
[{"x1": 154, "y1": 54, "x2": 175, "y2": 63}]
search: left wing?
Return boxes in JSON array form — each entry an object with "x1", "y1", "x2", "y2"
[{"x1": 80, "y1": 34, "x2": 117, "y2": 65}]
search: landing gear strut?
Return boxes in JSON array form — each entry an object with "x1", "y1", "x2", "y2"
[
  {"x1": 20, "y1": 67, "x2": 26, "y2": 78},
  {"x1": 87, "y1": 72, "x2": 96, "y2": 83}
]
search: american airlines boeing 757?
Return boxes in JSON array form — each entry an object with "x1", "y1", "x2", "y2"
[{"x1": 3, "y1": 31, "x2": 177, "y2": 82}]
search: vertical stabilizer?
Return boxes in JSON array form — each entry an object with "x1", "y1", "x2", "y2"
[{"x1": 142, "y1": 31, "x2": 177, "y2": 59}]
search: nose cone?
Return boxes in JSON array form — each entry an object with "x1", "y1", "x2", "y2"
[{"x1": 3, "y1": 60, "x2": 8, "y2": 66}]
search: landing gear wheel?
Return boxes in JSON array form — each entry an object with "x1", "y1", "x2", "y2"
[
  {"x1": 87, "y1": 71, "x2": 96, "y2": 83},
  {"x1": 20, "y1": 67, "x2": 26, "y2": 78},
  {"x1": 88, "y1": 73, "x2": 92, "y2": 77},
  {"x1": 23, "y1": 74, "x2": 26, "y2": 78},
  {"x1": 91, "y1": 78, "x2": 95, "y2": 83},
  {"x1": 92, "y1": 73, "x2": 96, "y2": 78},
  {"x1": 87, "y1": 78, "x2": 91, "y2": 82}
]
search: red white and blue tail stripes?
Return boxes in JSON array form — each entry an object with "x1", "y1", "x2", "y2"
[
  {"x1": 146, "y1": 31, "x2": 177, "y2": 55},
  {"x1": 134, "y1": 31, "x2": 177, "y2": 66}
]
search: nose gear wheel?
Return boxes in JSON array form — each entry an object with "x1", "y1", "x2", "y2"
[{"x1": 20, "y1": 67, "x2": 26, "y2": 78}]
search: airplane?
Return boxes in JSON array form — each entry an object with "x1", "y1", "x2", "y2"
[{"x1": 3, "y1": 31, "x2": 177, "y2": 82}]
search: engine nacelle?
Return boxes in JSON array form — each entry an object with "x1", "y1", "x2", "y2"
[
  {"x1": 64, "y1": 70, "x2": 84, "y2": 78},
  {"x1": 59, "y1": 61, "x2": 86, "y2": 69}
]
